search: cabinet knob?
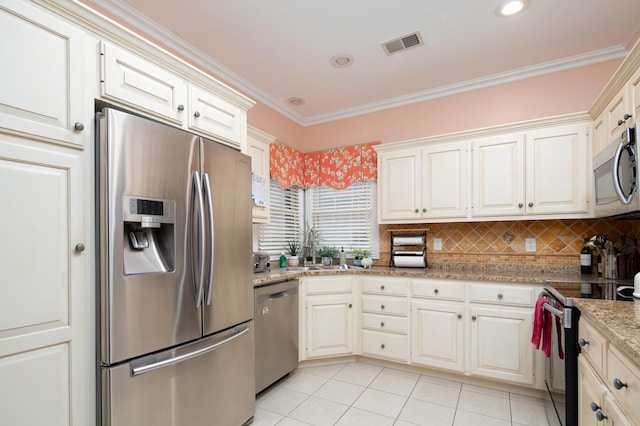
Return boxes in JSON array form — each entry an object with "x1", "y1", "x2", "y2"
[
  {"x1": 625, "y1": 113, "x2": 633, "y2": 120},
  {"x1": 177, "y1": 104, "x2": 185, "y2": 111},
  {"x1": 528, "y1": 202, "x2": 533, "y2": 208},
  {"x1": 380, "y1": 285, "x2": 385, "y2": 290},
  {"x1": 596, "y1": 411, "x2": 608, "y2": 421},
  {"x1": 380, "y1": 322, "x2": 385, "y2": 328},
  {"x1": 380, "y1": 304, "x2": 385, "y2": 310},
  {"x1": 579, "y1": 338, "x2": 589, "y2": 347},
  {"x1": 591, "y1": 402, "x2": 601, "y2": 412},
  {"x1": 518, "y1": 203, "x2": 523, "y2": 208},
  {"x1": 422, "y1": 208, "x2": 427, "y2": 213},
  {"x1": 613, "y1": 378, "x2": 628, "y2": 390},
  {"x1": 194, "y1": 111, "x2": 201, "y2": 118},
  {"x1": 433, "y1": 288, "x2": 439, "y2": 295},
  {"x1": 497, "y1": 293, "x2": 503, "y2": 300},
  {"x1": 380, "y1": 343, "x2": 385, "y2": 349},
  {"x1": 74, "y1": 122, "x2": 84, "y2": 131},
  {"x1": 348, "y1": 304, "x2": 352, "y2": 308},
  {"x1": 457, "y1": 313, "x2": 462, "y2": 319},
  {"x1": 414, "y1": 208, "x2": 419, "y2": 213},
  {"x1": 75, "y1": 243, "x2": 85, "y2": 252},
  {"x1": 472, "y1": 315, "x2": 477, "y2": 321},
  {"x1": 618, "y1": 119, "x2": 625, "y2": 126}
]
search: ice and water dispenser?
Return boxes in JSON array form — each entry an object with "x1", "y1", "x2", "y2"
[{"x1": 122, "y1": 195, "x2": 176, "y2": 275}]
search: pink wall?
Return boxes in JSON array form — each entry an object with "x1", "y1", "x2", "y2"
[{"x1": 247, "y1": 59, "x2": 622, "y2": 153}]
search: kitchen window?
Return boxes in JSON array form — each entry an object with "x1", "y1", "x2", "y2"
[
  {"x1": 257, "y1": 180, "x2": 378, "y2": 258},
  {"x1": 307, "y1": 181, "x2": 378, "y2": 258}
]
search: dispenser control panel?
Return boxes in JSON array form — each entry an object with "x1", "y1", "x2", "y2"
[{"x1": 123, "y1": 195, "x2": 175, "y2": 227}]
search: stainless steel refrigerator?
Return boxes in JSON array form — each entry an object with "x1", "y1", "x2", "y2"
[{"x1": 96, "y1": 108, "x2": 255, "y2": 426}]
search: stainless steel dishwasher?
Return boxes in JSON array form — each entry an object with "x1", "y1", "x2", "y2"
[{"x1": 254, "y1": 279, "x2": 299, "y2": 393}]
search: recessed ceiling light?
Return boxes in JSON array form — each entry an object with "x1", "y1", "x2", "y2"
[
  {"x1": 287, "y1": 97, "x2": 305, "y2": 106},
  {"x1": 495, "y1": 0, "x2": 530, "y2": 17},
  {"x1": 330, "y1": 54, "x2": 353, "y2": 68}
]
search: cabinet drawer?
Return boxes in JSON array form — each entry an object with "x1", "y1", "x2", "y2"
[
  {"x1": 305, "y1": 277, "x2": 354, "y2": 295},
  {"x1": 607, "y1": 346, "x2": 640, "y2": 423},
  {"x1": 361, "y1": 330, "x2": 408, "y2": 362},
  {"x1": 411, "y1": 279, "x2": 465, "y2": 301},
  {"x1": 469, "y1": 284, "x2": 534, "y2": 307},
  {"x1": 361, "y1": 277, "x2": 407, "y2": 296},
  {"x1": 361, "y1": 313, "x2": 408, "y2": 334},
  {"x1": 579, "y1": 319, "x2": 607, "y2": 374},
  {"x1": 361, "y1": 295, "x2": 407, "y2": 316}
]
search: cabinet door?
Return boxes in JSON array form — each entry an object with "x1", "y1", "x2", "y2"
[
  {"x1": 188, "y1": 84, "x2": 247, "y2": 148},
  {"x1": 305, "y1": 295, "x2": 354, "y2": 358},
  {"x1": 0, "y1": 0, "x2": 86, "y2": 146},
  {"x1": 378, "y1": 149, "x2": 421, "y2": 221},
  {"x1": 629, "y1": 66, "x2": 640, "y2": 130},
  {"x1": 248, "y1": 127, "x2": 273, "y2": 223},
  {"x1": 0, "y1": 135, "x2": 86, "y2": 425},
  {"x1": 592, "y1": 112, "x2": 606, "y2": 157},
  {"x1": 422, "y1": 142, "x2": 468, "y2": 219},
  {"x1": 578, "y1": 356, "x2": 606, "y2": 426},
  {"x1": 101, "y1": 42, "x2": 186, "y2": 125},
  {"x1": 605, "y1": 86, "x2": 629, "y2": 143},
  {"x1": 411, "y1": 301, "x2": 465, "y2": 372},
  {"x1": 469, "y1": 306, "x2": 534, "y2": 385},
  {"x1": 472, "y1": 134, "x2": 525, "y2": 217},
  {"x1": 526, "y1": 124, "x2": 589, "y2": 215}
]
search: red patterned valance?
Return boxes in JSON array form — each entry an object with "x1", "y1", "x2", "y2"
[{"x1": 270, "y1": 142, "x2": 380, "y2": 189}]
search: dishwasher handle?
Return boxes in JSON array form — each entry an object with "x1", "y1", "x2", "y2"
[{"x1": 256, "y1": 286, "x2": 298, "y2": 305}]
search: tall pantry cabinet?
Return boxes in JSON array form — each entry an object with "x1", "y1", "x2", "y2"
[{"x1": 0, "y1": 1, "x2": 94, "y2": 425}]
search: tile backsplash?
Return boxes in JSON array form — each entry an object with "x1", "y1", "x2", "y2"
[{"x1": 379, "y1": 219, "x2": 639, "y2": 269}]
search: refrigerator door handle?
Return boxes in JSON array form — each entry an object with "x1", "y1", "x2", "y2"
[
  {"x1": 130, "y1": 324, "x2": 249, "y2": 377},
  {"x1": 202, "y1": 172, "x2": 215, "y2": 306},
  {"x1": 192, "y1": 171, "x2": 206, "y2": 307}
]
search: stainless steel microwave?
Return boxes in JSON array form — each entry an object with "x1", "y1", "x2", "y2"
[{"x1": 593, "y1": 123, "x2": 638, "y2": 218}]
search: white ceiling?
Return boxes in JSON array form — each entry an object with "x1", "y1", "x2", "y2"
[{"x1": 85, "y1": 0, "x2": 640, "y2": 126}]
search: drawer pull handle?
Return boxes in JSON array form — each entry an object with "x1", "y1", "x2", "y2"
[
  {"x1": 613, "y1": 378, "x2": 628, "y2": 390},
  {"x1": 380, "y1": 322, "x2": 385, "y2": 327},
  {"x1": 434, "y1": 289, "x2": 439, "y2": 295},
  {"x1": 497, "y1": 293, "x2": 503, "y2": 300},
  {"x1": 591, "y1": 402, "x2": 601, "y2": 412},
  {"x1": 380, "y1": 343, "x2": 385, "y2": 349},
  {"x1": 579, "y1": 338, "x2": 589, "y2": 347},
  {"x1": 380, "y1": 285, "x2": 385, "y2": 290},
  {"x1": 596, "y1": 411, "x2": 608, "y2": 421},
  {"x1": 457, "y1": 314, "x2": 462, "y2": 319},
  {"x1": 380, "y1": 304, "x2": 385, "y2": 310}
]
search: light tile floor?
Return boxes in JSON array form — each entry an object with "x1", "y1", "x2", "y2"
[{"x1": 254, "y1": 361, "x2": 551, "y2": 426}]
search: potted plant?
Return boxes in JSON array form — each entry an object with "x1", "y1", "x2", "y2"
[
  {"x1": 285, "y1": 240, "x2": 301, "y2": 267},
  {"x1": 351, "y1": 248, "x2": 371, "y2": 267},
  {"x1": 317, "y1": 245, "x2": 339, "y2": 266}
]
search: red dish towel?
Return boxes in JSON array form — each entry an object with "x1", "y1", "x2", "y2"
[
  {"x1": 531, "y1": 297, "x2": 546, "y2": 348},
  {"x1": 555, "y1": 315, "x2": 565, "y2": 360},
  {"x1": 531, "y1": 297, "x2": 554, "y2": 357}
]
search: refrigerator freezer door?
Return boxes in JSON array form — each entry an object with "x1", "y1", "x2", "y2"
[
  {"x1": 99, "y1": 108, "x2": 201, "y2": 365},
  {"x1": 200, "y1": 139, "x2": 254, "y2": 335},
  {"x1": 102, "y1": 322, "x2": 255, "y2": 426}
]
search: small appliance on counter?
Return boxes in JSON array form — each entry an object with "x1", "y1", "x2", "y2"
[{"x1": 253, "y1": 252, "x2": 271, "y2": 273}]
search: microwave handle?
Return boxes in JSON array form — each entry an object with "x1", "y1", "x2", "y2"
[{"x1": 613, "y1": 142, "x2": 637, "y2": 204}]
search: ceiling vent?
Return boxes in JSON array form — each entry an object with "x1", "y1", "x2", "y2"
[{"x1": 381, "y1": 31, "x2": 424, "y2": 56}]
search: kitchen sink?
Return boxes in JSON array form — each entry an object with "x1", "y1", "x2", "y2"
[{"x1": 287, "y1": 265, "x2": 346, "y2": 271}]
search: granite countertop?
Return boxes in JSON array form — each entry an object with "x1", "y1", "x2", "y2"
[{"x1": 574, "y1": 298, "x2": 640, "y2": 369}]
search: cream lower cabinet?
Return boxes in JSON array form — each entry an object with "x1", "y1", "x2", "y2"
[
  {"x1": 301, "y1": 276, "x2": 355, "y2": 360},
  {"x1": 410, "y1": 279, "x2": 466, "y2": 372},
  {"x1": 360, "y1": 277, "x2": 409, "y2": 362}
]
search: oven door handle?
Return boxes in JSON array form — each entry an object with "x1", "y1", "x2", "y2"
[{"x1": 542, "y1": 301, "x2": 564, "y2": 318}]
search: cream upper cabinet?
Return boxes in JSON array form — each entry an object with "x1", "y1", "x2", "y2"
[
  {"x1": 378, "y1": 142, "x2": 467, "y2": 222},
  {"x1": 472, "y1": 123, "x2": 590, "y2": 218},
  {"x1": 421, "y1": 142, "x2": 468, "y2": 219},
  {"x1": 378, "y1": 148, "x2": 422, "y2": 221},
  {"x1": 525, "y1": 124, "x2": 589, "y2": 215},
  {"x1": 101, "y1": 42, "x2": 186, "y2": 125},
  {"x1": 247, "y1": 126, "x2": 274, "y2": 223},
  {"x1": 472, "y1": 133, "x2": 525, "y2": 217},
  {"x1": 0, "y1": 0, "x2": 87, "y2": 147},
  {"x1": 100, "y1": 41, "x2": 251, "y2": 149}
]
